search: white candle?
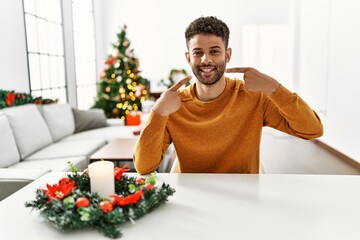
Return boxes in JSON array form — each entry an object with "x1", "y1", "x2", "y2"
[{"x1": 88, "y1": 161, "x2": 115, "y2": 198}]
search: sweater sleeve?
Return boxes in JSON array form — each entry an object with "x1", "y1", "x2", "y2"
[
  {"x1": 134, "y1": 110, "x2": 172, "y2": 175},
  {"x1": 264, "y1": 85, "x2": 323, "y2": 139}
]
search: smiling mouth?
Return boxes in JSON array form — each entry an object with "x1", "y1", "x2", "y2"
[
  {"x1": 199, "y1": 66, "x2": 216, "y2": 76},
  {"x1": 199, "y1": 66, "x2": 216, "y2": 74}
]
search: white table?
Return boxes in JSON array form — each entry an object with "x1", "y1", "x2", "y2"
[{"x1": 0, "y1": 173, "x2": 359, "y2": 240}]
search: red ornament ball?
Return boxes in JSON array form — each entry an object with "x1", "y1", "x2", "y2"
[
  {"x1": 99, "y1": 200, "x2": 113, "y2": 213},
  {"x1": 112, "y1": 108, "x2": 119, "y2": 115},
  {"x1": 75, "y1": 197, "x2": 91, "y2": 208},
  {"x1": 144, "y1": 183, "x2": 154, "y2": 191}
]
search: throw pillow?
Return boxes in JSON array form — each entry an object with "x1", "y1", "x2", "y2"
[
  {"x1": 72, "y1": 108, "x2": 107, "y2": 133},
  {"x1": 40, "y1": 103, "x2": 75, "y2": 142},
  {"x1": 0, "y1": 112, "x2": 20, "y2": 167},
  {"x1": 3, "y1": 104, "x2": 53, "y2": 159}
]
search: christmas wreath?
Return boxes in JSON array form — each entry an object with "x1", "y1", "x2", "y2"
[
  {"x1": 168, "y1": 69, "x2": 188, "y2": 86},
  {"x1": 25, "y1": 164, "x2": 175, "y2": 239},
  {"x1": 160, "y1": 69, "x2": 188, "y2": 88}
]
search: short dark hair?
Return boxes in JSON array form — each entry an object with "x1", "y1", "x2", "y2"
[{"x1": 185, "y1": 16, "x2": 230, "y2": 49}]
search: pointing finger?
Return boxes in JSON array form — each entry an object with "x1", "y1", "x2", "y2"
[
  {"x1": 169, "y1": 75, "x2": 192, "y2": 91},
  {"x1": 225, "y1": 67, "x2": 251, "y2": 73}
]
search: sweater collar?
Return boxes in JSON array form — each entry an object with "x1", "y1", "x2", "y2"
[{"x1": 179, "y1": 77, "x2": 245, "y2": 105}]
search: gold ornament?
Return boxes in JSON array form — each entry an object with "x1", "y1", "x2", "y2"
[{"x1": 133, "y1": 104, "x2": 138, "y2": 111}]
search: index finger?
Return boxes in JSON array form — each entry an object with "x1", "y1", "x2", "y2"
[
  {"x1": 225, "y1": 67, "x2": 251, "y2": 73},
  {"x1": 169, "y1": 75, "x2": 192, "y2": 91}
]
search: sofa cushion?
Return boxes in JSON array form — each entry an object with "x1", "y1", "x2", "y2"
[
  {"x1": 0, "y1": 112, "x2": 20, "y2": 167},
  {"x1": 3, "y1": 104, "x2": 53, "y2": 159},
  {"x1": 72, "y1": 108, "x2": 107, "y2": 133},
  {"x1": 0, "y1": 168, "x2": 50, "y2": 182},
  {"x1": 25, "y1": 139, "x2": 106, "y2": 160},
  {"x1": 8, "y1": 156, "x2": 88, "y2": 172},
  {"x1": 40, "y1": 103, "x2": 75, "y2": 142},
  {"x1": 0, "y1": 168, "x2": 51, "y2": 201},
  {"x1": 60, "y1": 125, "x2": 138, "y2": 142}
]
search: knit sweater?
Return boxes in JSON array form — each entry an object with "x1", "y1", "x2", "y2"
[{"x1": 134, "y1": 77, "x2": 323, "y2": 174}]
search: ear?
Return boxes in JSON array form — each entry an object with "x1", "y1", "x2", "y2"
[
  {"x1": 225, "y1": 48, "x2": 232, "y2": 63},
  {"x1": 185, "y1": 52, "x2": 191, "y2": 64}
]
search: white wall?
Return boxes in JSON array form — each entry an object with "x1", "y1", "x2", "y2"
[
  {"x1": 241, "y1": 24, "x2": 294, "y2": 91},
  {"x1": 298, "y1": 0, "x2": 360, "y2": 162},
  {"x1": 95, "y1": 0, "x2": 290, "y2": 87},
  {"x1": 0, "y1": 0, "x2": 30, "y2": 92},
  {"x1": 325, "y1": 0, "x2": 360, "y2": 161},
  {"x1": 298, "y1": 0, "x2": 329, "y2": 116}
]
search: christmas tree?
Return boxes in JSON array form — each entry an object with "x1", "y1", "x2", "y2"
[{"x1": 93, "y1": 25, "x2": 149, "y2": 120}]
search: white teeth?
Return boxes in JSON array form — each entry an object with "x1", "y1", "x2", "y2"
[{"x1": 201, "y1": 68, "x2": 214, "y2": 73}]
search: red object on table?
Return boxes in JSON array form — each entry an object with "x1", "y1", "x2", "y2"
[{"x1": 126, "y1": 112, "x2": 141, "y2": 126}]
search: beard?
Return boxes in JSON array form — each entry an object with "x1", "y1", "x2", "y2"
[{"x1": 191, "y1": 59, "x2": 226, "y2": 86}]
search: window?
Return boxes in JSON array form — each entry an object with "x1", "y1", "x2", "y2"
[
  {"x1": 23, "y1": 0, "x2": 67, "y2": 102},
  {"x1": 23, "y1": 0, "x2": 97, "y2": 109},
  {"x1": 72, "y1": 0, "x2": 97, "y2": 110}
]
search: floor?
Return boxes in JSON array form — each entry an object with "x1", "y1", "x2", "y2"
[{"x1": 260, "y1": 128, "x2": 360, "y2": 175}]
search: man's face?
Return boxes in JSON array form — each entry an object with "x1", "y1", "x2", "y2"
[{"x1": 186, "y1": 34, "x2": 231, "y2": 86}]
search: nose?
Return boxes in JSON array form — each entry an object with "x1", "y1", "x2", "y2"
[{"x1": 201, "y1": 53, "x2": 212, "y2": 64}]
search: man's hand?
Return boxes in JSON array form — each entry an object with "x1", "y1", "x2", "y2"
[
  {"x1": 152, "y1": 76, "x2": 192, "y2": 116},
  {"x1": 226, "y1": 67, "x2": 280, "y2": 96}
]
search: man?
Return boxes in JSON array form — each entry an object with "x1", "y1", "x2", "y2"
[{"x1": 134, "y1": 16, "x2": 323, "y2": 174}]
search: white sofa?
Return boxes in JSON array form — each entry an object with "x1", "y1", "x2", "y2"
[{"x1": 0, "y1": 103, "x2": 140, "y2": 200}]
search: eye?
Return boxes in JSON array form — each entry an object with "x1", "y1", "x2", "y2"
[
  {"x1": 210, "y1": 49, "x2": 221, "y2": 55},
  {"x1": 193, "y1": 51, "x2": 203, "y2": 56}
]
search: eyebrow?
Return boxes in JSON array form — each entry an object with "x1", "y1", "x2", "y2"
[{"x1": 191, "y1": 46, "x2": 222, "y2": 52}]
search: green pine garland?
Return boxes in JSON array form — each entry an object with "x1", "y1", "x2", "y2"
[
  {"x1": 0, "y1": 89, "x2": 57, "y2": 109},
  {"x1": 25, "y1": 166, "x2": 175, "y2": 239}
]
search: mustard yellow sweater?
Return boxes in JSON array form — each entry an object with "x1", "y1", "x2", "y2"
[{"x1": 134, "y1": 78, "x2": 323, "y2": 174}]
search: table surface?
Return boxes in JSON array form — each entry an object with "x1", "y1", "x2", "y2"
[
  {"x1": 90, "y1": 138, "x2": 138, "y2": 162},
  {"x1": 1, "y1": 173, "x2": 359, "y2": 240}
]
